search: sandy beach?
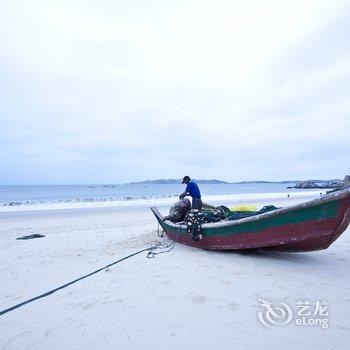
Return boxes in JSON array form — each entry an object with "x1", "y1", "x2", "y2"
[{"x1": 1, "y1": 196, "x2": 349, "y2": 350}]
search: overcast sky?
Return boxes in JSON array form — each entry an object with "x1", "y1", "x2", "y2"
[{"x1": 1, "y1": 0, "x2": 349, "y2": 184}]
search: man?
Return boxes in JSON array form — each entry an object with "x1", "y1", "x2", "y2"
[{"x1": 179, "y1": 176, "x2": 202, "y2": 210}]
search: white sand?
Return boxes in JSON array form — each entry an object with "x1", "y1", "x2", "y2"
[{"x1": 0, "y1": 197, "x2": 349, "y2": 349}]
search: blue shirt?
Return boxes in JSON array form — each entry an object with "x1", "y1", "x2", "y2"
[{"x1": 186, "y1": 181, "x2": 201, "y2": 199}]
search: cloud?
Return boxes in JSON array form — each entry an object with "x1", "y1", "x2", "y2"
[{"x1": 0, "y1": 0, "x2": 349, "y2": 183}]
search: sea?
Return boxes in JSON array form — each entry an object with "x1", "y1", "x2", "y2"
[{"x1": 0, "y1": 183, "x2": 327, "y2": 213}]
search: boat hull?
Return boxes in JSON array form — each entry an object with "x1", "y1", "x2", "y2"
[{"x1": 151, "y1": 188, "x2": 350, "y2": 252}]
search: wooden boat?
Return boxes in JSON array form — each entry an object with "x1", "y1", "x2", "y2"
[{"x1": 151, "y1": 187, "x2": 350, "y2": 252}]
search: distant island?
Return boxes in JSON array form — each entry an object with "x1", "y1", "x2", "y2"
[
  {"x1": 127, "y1": 178, "x2": 345, "y2": 185},
  {"x1": 124, "y1": 175, "x2": 350, "y2": 189},
  {"x1": 128, "y1": 179, "x2": 229, "y2": 185}
]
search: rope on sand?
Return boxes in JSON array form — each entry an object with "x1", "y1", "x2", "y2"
[
  {"x1": 0, "y1": 237, "x2": 175, "y2": 317},
  {"x1": 146, "y1": 225, "x2": 180, "y2": 258}
]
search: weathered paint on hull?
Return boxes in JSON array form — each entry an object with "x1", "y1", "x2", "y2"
[
  {"x1": 152, "y1": 190, "x2": 350, "y2": 252},
  {"x1": 165, "y1": 217, "x2": 338, "y2": 251}
]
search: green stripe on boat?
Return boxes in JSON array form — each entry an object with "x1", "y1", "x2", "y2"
[{"x1": 162, "y1": 200, "x2": 339, "y2": 237}]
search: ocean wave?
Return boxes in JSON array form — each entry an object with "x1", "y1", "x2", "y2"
[
  {"x1": 1, "y1": 194, "x2": 178, "y2": 207},
  {"x1": 0, "y1": 190, "x2": 327, "y2": 213}
]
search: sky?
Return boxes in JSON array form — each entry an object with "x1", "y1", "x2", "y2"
[{"x1": 0, "y1": 0, "x2": 349, "y2": 184}]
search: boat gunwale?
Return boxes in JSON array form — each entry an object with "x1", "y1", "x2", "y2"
[{"x1": 151, "y1": 186, "x2": 350, "y2": 231}]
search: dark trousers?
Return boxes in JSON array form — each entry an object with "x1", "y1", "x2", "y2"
[{"x1": 192, "y1": 197, "x2": 202, "y2": 210}]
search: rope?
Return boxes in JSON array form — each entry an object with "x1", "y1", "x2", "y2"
[
  {"x1": 147, "y1": 225, "x2": 181, "y2": 258},
  {"x1": 0, "y1": 223, "x2": 178, "y2": 317},
  {"x1": 0, "y1": 245, "x2": 157, "y2": 317},
  {"x1": 157, "y1": 222, "x2": 164, "y2": 237}
]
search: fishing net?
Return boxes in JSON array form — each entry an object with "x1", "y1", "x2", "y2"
[
  {"x1": 164, "y1": 198, "x2": 191, "y2": 222},
  {"x1": 164, "y1": 201, "x2": 280, "y2": 240},
  {"x1": 182, "y1": 205, "x2": 280, "y2": 240}
]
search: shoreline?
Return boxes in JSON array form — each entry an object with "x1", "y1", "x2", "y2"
[{"x1": 0, "y1": 190, "x2": 327, "y2": 214}]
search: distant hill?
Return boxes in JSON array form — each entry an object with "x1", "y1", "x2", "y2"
[
  {"x1": 128, "y1": 179, "x2": 229, "y2": 185},
  {"x1": 233, "y1": 180, "x2": 293, "y2": 184},
  {"x1": 127, "y1": 178, "x2": 343, "y2": 185},
  {"x1": 300, "y1": 179, "x2": 342, "y2": 183}
]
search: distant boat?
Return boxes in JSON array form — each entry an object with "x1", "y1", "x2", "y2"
[{"x1": 151, "y1": 187, "x2": 350, "y2": 252}]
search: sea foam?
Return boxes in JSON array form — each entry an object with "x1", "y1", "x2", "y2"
[{"x1": 0, "y1": 191, "x2": 327, "y2": 213}]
